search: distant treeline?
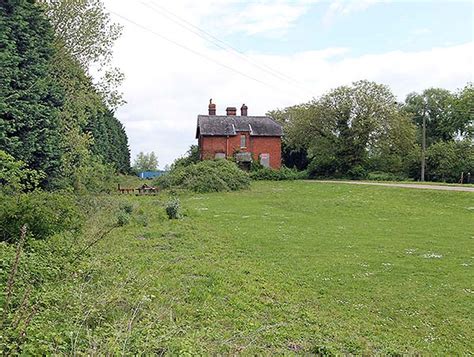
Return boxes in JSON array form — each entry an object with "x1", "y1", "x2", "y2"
[
  {"x1": 269, "y1": 80, "x2": 473, "y2": 183},
  {"x1": 0, "y1": 0, "x2": 130, "y2": 192}
]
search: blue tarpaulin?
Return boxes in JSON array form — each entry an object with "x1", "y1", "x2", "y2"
[{"x1": 137, "y1": 171, "x2": 167, "y2": 179}]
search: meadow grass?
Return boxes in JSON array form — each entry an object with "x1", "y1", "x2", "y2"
[{"x1": 50, "y1": 181, "x2": 474, "y2": 354}]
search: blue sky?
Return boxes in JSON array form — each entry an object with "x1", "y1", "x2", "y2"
[
  {"x1": 215, "y1": 1, "x2": 473, "y2": 56},
  {"x1": 106, "y1": 0, "x2": 473, "y2": 166}
]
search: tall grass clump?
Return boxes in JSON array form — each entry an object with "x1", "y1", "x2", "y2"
[{"x1": 156, "y1": 160, "x2": 250, "y2": 193}]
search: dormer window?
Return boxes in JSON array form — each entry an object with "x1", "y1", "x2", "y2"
[{"x1": 240, "y1": 134, "x2": 246, "y2": 148}]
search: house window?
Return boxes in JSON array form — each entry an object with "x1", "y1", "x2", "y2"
[
  {"x1": 215, "y1": 153, "x2": 225, "y2": 159},
  {"x1": 240, "y1": 134, "x2": 246, "y2": 148},
  {"x1": 260, "y1": 153, "x2": 270, "y2": 168}
]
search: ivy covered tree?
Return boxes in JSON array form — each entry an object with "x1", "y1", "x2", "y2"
[{"x1": 0, "y1": 0, "x2": 64, "y2": 184}]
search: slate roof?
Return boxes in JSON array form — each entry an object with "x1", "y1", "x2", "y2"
[{"x1": 196, "y1": 115, "x2": 283, "y2": 138}]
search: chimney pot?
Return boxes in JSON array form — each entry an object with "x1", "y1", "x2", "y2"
[
  {"x1": 240, "y1": 104, "x2": 248, "y2": 116},
  {"x1": 226, "y1": 106, "x2": 237, "y2": 116},
  {"x1": 208, "y1": 98, "x2": 216, "y2": 115}
]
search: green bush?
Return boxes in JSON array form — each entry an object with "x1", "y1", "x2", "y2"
[
  {"x1": 250, "y1": 166, "x2": 308, "y2": 181},
  {"x1": 397, "y1": 141, "x2": 473, "y2": 183},
  {"x1": 307, "y1": 155, "x2": 338, "y2": 178},
  {"x1": 0, "y1": 192, "x2": 84, "y2": 243},
  {"x1": 120, "y1": 202, "x2": 134, "y2": 214},
  {"x1": 50, "y1": 156, "x2": 116, "y2": 193},
  {"x1": 367, "y1": 171, "x2": 408, "y2": 181},
  {"x1": 425, "y1": 140, "x2": 473, "y2": 183},
  {"x1": 0, "y1": 150, "x2": 45, "y2": 192},
  {"x1": 346, "y1": 165, "x2": 368, "y2": 180},
  {"x1": 116, "y1": 211, "x2": 130, "y2": 226},
  {"x1": 366, "y1": 154, "x2": 406, "y2": 177},
  {"x1": 156, "y1": 160, "x2": 250, "y2": 193}
]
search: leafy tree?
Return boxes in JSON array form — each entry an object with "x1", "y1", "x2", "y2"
[
  {"x1": 133, "y1": 152, "x2": 158, "y2": 172},
  {"x1": 0, "y1": 0, "x2": 64, "y2": 185},
  {"x1": 266, "y1": 109, "x2": 309, "y2": 170},
  {"x1": 280, "y1": 81, "x2": 415, "y2": 177},
  {"x1": 452, "y1": 83, "x2": 474, "y2": 140},
  {"x1": 41, "y1": 0, "x2": 124, "y2": 110},
  {"x1": 281, "y1": 143, "x2": 309, "y2": 171},
  {"x1": 404, "y1": 88, "x2": 459, "y2": 144}
]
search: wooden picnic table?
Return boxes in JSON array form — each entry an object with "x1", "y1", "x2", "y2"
[{"x1": 117, "y1": 184, "x2": 159, "y2": 194}]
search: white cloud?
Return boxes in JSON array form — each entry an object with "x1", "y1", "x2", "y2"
[
  {"x1": 412, "y1": 27, "x2": 431, "y2": 36},
  {"x1": 322, "y1": 0, "x2": 384, "y2": 27},
  {"x1": 104, "y1": 1, "x2": 473, "y2": 167},
  {"x1": 135, "y1": 0, "x2": 315, "y2": 38},
  {"x1": 215, "y1": 1, "x2": 312, "y2": 36}
]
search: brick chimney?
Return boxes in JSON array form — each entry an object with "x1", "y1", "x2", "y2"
[
  {"x1": 240, "y1": 104, "x2": 248, "y2": 116},
  {"x1": 208, "y1": 98, "x2": 216, "y2": 115},
  {"x1": 226, "y1": 106, "x2": 237, "y2": 116}
]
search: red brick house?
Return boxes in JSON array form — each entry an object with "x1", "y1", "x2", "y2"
[{"x1": 196, "y1": 100, "x2": 282, "y2": 169}]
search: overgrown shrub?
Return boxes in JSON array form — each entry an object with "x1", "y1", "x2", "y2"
[
  {"x1": 156, "y1": 160, "x2": 250, "y2": 193},
  {"x1": 165, "y1": 197, "x2": 181, "y2": 219},
  {"x1": 367, "y1": 171, "x2": 408, "y2": 181},
  {"x1": 0, "y1": 192, "x2": 84, "y2": 243},
  {"x1": 0, "y1": 194, "x2": 129, "y2": 354},
  {"x1": 250, "y1": 166, "x2": 308, "y2": 181},
  {"x1": 366, "y1": 153, "x2": 406, "y2": 177}
]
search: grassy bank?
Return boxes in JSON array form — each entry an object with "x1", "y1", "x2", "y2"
[{"x1": 2, "y1": 181, "x2": 473, "y2": 354}]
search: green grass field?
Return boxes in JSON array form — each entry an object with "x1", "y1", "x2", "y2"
[{"x1": 56, "y1": 181, "x2": 473, "y2": 354}]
